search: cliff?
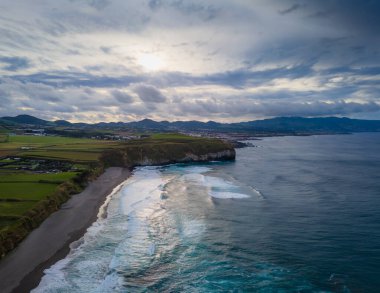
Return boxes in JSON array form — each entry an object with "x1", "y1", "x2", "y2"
[{"x1": 100, "y1": 136, "x2": 235, "y2": 168}]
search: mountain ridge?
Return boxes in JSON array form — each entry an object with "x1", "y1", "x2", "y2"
[{"x1": 1, "y1": 114, "x2": 380, "y2": 134}]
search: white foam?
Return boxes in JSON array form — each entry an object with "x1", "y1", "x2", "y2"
[
  {"x1": 179, "y1": 219, "x2": 206, "y2": 238},
  {"x1": 92, "y1": 272, "x2": 123, "y2": 293},
  {"x1": 33, "y1": 167, "x2": 168, "y2": 293},
  {"x1": 148, "y1": 243, "x2": 156, "y2": 256},
  {"x1": 204, "y1": 175, "x2": 236, "y2": 188},
  {"x1": 166, "y1": 165, "x2": 211, "y2": 175},
  {"x1": 183, "y1": 166, "x2": 211, "y2": 174},
  {"x1": 32, "y1": 257, "x2": 71, "y2": 292},
  {"x1": 210, "y1": 191, "x2": 250, "y2": 199},
  {"x1": 251, "y1": 187, "x2": 264, "y2": 199},
  {"x1": 178, "y1": 172, "x2": 252, "y2": 199},
  {"x1": 97, "y1": 180, "x2": 126, "y2": 219},
  {"x1": 182, "y1": 173, "x2": 206, "y2": 183},
  {"x1": 120, "y1": 167, "x2": 168, "y2": 215},
  {"x1": 204, "y1": 176, "x2": 251, "y2": 199}
]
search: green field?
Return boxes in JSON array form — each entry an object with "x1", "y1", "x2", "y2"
[
  {"x1": 0, "y1": 134, "x2": 118, "y2": 230},
  {"x1": 0, "y1": 126, "x2": 9, "y2": 135},
  {"x1": 19, "y1": 150, "x2": 102, "y2": 162},
  {"x1": 0, "y1": 171, "x2": 78, "y2": 229},
  {"x1": 0, "y1": 201, "x2": 37, "y2": 218},
  {"x1": 149, "y1": 133, "x2": 201, "y2": 140},
  {"x1": 7, "y1": 135, "x2": 95, "y2": 144},
  {"x1": 0, "y1": 172, "x2": 78, "y2": 183},
  {"x1": 0, "y1": 135, "x2": 124, "y2": 161},
  {"x1": 0, "y1": 135, "x2": 8, "y2": 143},
  {"x1": 0, "y1": 183, "x2": 58, "y2": 200}
]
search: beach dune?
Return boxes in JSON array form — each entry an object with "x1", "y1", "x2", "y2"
[{"x1": 0, "y1": 167, "x2": 131, "y2": 293}]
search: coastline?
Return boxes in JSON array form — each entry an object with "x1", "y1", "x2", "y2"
[{"x1": 0, "y1": 167, "x2": 131, "y2": 293}]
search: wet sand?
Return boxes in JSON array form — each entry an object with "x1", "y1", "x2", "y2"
[{"x1": 0, "y1": 167, "x2": 131, "y2": 293}]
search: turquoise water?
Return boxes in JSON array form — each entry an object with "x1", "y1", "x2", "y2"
[{"x1": 33, "y1": 133, "x2": 380, "y2": 292}]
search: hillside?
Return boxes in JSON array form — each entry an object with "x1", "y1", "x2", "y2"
[{"x1": 1, "y1": 115, "x2": 53, "y2": 126}]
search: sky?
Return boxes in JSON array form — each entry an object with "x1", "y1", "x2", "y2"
[{"x1": 0, "y1": 0, "x2": 379, "y2": 123}]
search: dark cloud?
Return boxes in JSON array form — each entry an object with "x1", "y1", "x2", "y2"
[
  {"x1": 37, "y1": 94, "x2": 62, "y2": 102},
  {"x1": 303, "y1": 0, "x2": 380, "y2": 33},
  {"x1": 11, "y1": 71, "x2": 143, "y2": 88},
  {"x1": 18, "y1": 65, "x2": 315, "y2": 90},
  {"x1": 0, "y1": 56, "x2": 30, "y2": 71},
  {"x1": 5, "y1": 64, "x2": 380, "y2": 102},
  {"x1": 256, "y1": 101, "x2": 380, "y2": 117},
  {"x1": 279, "y1": 4, "x2": 302, "y2": 15},
  {"x1": 66, "y1": 49, "x2": 81, "y2": 55},
  {"x1": 194, "y1": 65, "x2": 315, "y2": 88},
  {"x1": 112, "y1": 90, "x2": 134, "y2": 103},
  {"x1": 177, "y1": 99, "x2": 380, "y2": 119},
  {"x1": 172, "y1": 1, "x2": 219, "y2": 21},
  {"x1": 133, "y1": 84, "x2": 166, "y2": 103},
  {"x1": 100, "y1": 46, "x2": 112, "y2": 54},
  {"x1": 148, "y1": 0, "x2": 161, "y2": 10},
  {"x1": 148, "y1": 0, "x2": 219, "y2": 21},
  {"x1": 89, "y1": 0, "x2": 110, "y2": 10},
  {"x1": 308, "y1": 10, "x2": 331, "y2": 19}
]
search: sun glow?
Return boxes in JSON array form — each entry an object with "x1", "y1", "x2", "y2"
[{"x1": 138, "y1": 54, "x2": 164, "y2": 71}]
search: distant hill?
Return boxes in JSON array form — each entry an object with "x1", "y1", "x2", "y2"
[
  {"x1": 1, "y1": 115, "x2": 53, "y2": 126},
  {"x1": 54, "y1": 120, "x2": 72, "y2": 127},
  {"x1": 228, "y1": 117, "x2": 380, "y2": 133},
  {"x1": 1, "y1": 114, "x2": 380, "y2": 134}
]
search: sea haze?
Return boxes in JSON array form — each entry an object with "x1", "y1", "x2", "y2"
[{"x1": 33, "y1": 133, "x2": 380, "y2": 292}]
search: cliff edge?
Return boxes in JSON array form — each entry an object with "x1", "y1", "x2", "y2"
[{"x1": 100, "y1": 135, "x2": 236, "y2": 167}]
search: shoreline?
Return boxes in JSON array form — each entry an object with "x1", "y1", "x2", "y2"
[{"x1": 0, "y1": 167, "x2": 131, "y2": 293}]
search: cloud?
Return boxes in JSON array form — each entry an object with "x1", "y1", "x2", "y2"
[
  {"x1": 177, "y1": 98, "x2": 380, "y2": 119},
  {"x1": 256, "y1": 100, "x2": 380, "y2": 117},
  {"x1": 0, "y1": 0, "x2": 378, "y2": 121},
  {"x1": 11, "y1": 71, "x2": 143, "y2": 88},
  {"x1": 148, "y1": 0, "x2": 161, "y2": 10},
  {"x1": 132, "y1": 84, "x2": 167, "y2": 103},
  {"x1": 111, "y1": 90, "x2": 134, "y2": 103},
  {"x1": 169, "y1": 1, "x2": 220, "y2": 21},
  {"x1": 88, "y1": 0, "x2": 111, "y2": 10},
  {"x1": 0, "y1": 56, "x2": 30, "y2": 71},
  {"x1": 304, "y1": 0, "x2": 380, "y2": 34},
  {"x1": 100, "y1": 46, "x2": 112, "y2": 54},
  {"x1": 279, "y1": 4, "x2": 302, "y2": 15}
]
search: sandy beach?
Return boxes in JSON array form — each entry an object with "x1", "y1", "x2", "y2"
[{"x1": 0, "y1": 167, "x2": 131, "y2": 293}]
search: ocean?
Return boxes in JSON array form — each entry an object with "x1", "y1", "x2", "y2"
[{"x1": 33, "y1": 133, "x2": 380, "y2": 292}]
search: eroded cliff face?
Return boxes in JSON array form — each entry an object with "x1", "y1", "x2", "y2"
[
  {"x1": 136, "y1": 149, "x2": 236, "y2": 166},
  {"x1": 100, "y1": 143, "x2": 236, "y2": 168},
  {"x1": 181, "y1": 148, "x2": 235, "y2": 162}
]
